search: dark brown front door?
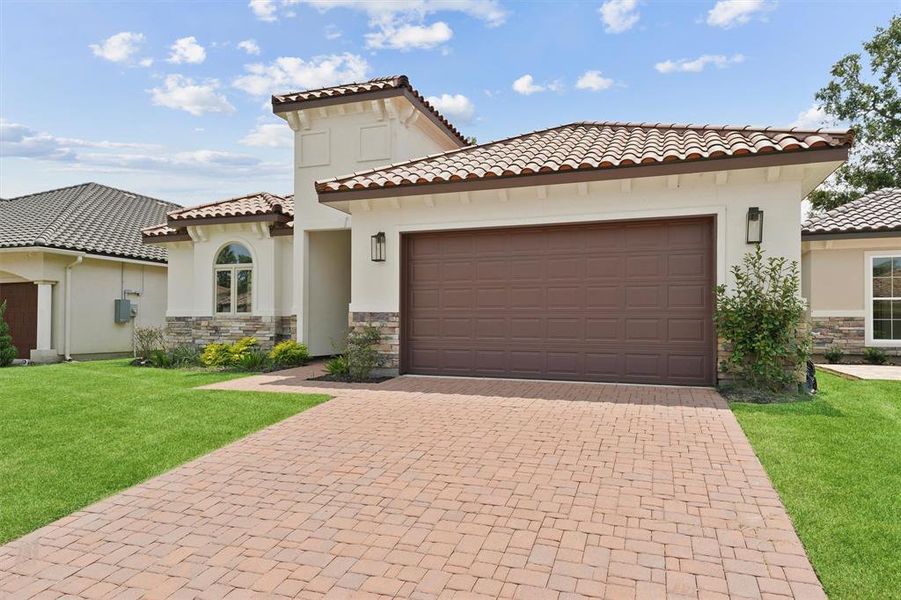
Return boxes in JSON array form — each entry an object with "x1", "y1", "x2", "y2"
[
  {"x1": 0, "y1": 282, "x2": 38, "y2": 359},
  {"x1": 401, "y1": 217, "x2": 715, "y2": 386}
]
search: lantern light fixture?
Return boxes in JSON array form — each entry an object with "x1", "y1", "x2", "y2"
[
  {"x1": 371, "y1": 231, "x2": 386, "y2": 262},
  {"x1": 746, "y1": 206, "x2": 763, "y2": 244}
]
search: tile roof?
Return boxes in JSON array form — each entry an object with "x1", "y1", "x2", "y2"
[
  {"x1": 142, "y1": 192, "x2": 294, "y2": 241},
  {"x1": 272, "y1": 75, "x2": 467, "y2": 146},
  {"x1": 802, "y1": 188, "x2": 901, "y2": 236},
  {"x1": 0, "y1": 182, "x2": 180, "y2": 262},
  {"x1": 316, "y1": 121, "x2": 852, "y2": 197}
]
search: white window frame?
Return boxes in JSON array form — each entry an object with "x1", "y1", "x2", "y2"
[
  {"x1": 213, "y1": 244, "x2": 254, "y2": 316},
  {"x1": 864, "y1": 249, "x2": 901, "y2": 346}
]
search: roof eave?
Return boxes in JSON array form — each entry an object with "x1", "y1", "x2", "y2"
[
  {"x1": 317, "y1": 146, "x2": 851, "y2": 204},
  {"x1": 166, "y1": 213, "x2": 291, "y2": 227},
  {"x1": 801, "y1": 227, "x2": 901, "y2": 241}
]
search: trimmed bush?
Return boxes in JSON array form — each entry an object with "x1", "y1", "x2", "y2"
[
  {"x1": 201, "y1": 343, "x2": 233, "y2": 367},
  {"x1": 0, "y1": 300, "x2": 17, "y2": 367},
  {"x1": 824, "y1": 346, "x2": 845, "y2": 364},
  {"x1": 863, "y1": 347, "x2": 888, "y2": 365},
  {"x1": 324, "y1": 355, "x2": 349, "y2": 376},
  {"x1": 268, "y1": 340, "x2": 309, "y2": 368},
  {"x1": 236, "y1": 349, "x2": 269, "y2": 371},
  {"x1": 345, "y1": 326, "x2": 383, "y2": 381},
  {"x1": 715, "y1": 247, "x2": 810, "y2": 392},
  {"x1": 133, "y1": 326, "x2": 165, "y2": 360}
]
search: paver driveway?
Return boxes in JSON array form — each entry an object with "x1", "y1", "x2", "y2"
[{"x1": 0, "y1": 375, "x2": 825, "y2": 599}]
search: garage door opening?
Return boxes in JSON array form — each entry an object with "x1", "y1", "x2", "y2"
[
  {"x1": 0, "y1": 282, "x2": 38, "y2": 359},
  {"x1": 401, "y1": 217, "x2": 716, "y2": 386}
]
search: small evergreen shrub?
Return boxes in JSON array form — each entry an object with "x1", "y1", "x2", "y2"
[
  {"x1": 715, "y1": 247, "x2": 810, "y2": 392},
  {"x1": 0, "y1": 300, "x2": 17, "y2": 366},
  {"x1": 344, "y1": 326, "x2": 383, "y2": 381},
  {"x1": 228, "y1": 337, "x2": 259, "y2": 363},
  {"x1": 237, "y1": 349, "x2": 270, "y2": 371},
  {"x1": 823, "y1": 346, "x2": 845, "y2": 364},
  {"x1": 169, "y1": 344, "x2": 201, "y2": 367},
  {"x1": 863, "y1": 347, "x2": 888, "y2": 365},
  {"x1": 268, "y1": 340, "x2": 309, "y2": 367},
  {"x1": 149, "y1": 349, "x2": 174, "y2": 368},
  {"x1": 134, "y1": 326, "x2": 165, "y2": 360},
  {"x1": 324, "y1": 355, "x2": 350, "y2": 376},
  {"x1": 201, "y1": 342, "x2": 233, "y2": 367}
]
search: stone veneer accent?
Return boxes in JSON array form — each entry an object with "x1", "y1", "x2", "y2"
[
  {"x1": 349, "y1": 311, "x2": 400, "y2": 372},
  {"x1": 810, "y1": 316, "x2": 901, "y2": 357},
  {"x1": 166, "y1": 315, "x2": 296, "y2": 350}
]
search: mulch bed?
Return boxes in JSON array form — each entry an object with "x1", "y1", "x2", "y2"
[{"x1": 307, "y1": 374, "x2": 394, "y2": 384}]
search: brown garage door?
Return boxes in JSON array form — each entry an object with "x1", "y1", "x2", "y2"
[
  {"x1": 0, "y1": 282, "x2": 38, "y2": 359},
  {"x1": 401, "y1": 217, "x2": 715, "y2": 386}
]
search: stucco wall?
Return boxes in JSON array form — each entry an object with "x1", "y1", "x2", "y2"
[
  {"x1": 347, "y1": 168, "x2": 807, "y2": 315},
  {"x1": 307, "y1": 230, "x2": 351, "y2": 356},
  {"x1": 0, "y1": 249, "x2": 167, "y2": 357}
]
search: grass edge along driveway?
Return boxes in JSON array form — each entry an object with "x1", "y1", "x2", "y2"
[
  {"x1": 0, "y1": 359, "x2": 328, "y2": 544},
  {"x1": 732, "y1": 372, "x2": 901, "y2": 600}
]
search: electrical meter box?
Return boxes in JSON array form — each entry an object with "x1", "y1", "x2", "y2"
[{"x1": 114, "y1": 298, "x2": 132, "y2": 323}]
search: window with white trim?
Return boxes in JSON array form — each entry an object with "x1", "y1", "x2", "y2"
[
  {"x1": 214, "y1": 243, "x2": 252, "y2": 314},
  {"x1": 872, "y1": 255, "x2": 901, "y2": 340}
]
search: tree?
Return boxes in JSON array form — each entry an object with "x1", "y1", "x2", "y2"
[
  {"x1": 0, "y1": 300, "x2": 18, "y2": 366},
  {"x1": 809, "y1": 15, "x2": 900, "y2": 212}
]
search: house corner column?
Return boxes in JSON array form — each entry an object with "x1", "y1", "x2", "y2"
[{"x1": 31, "y1": 280, "x2": 58, "y2": 362}]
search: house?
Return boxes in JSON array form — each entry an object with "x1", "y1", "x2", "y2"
[
  {"x1": 144, "y1": 75, "x2": 852, "y2": 386},
  {"x1": 802, "y1": 188, "x2": 901, "y2": 357},
  {"x1": 0, "y1": 183, "x2": 178, "y2": 362}
]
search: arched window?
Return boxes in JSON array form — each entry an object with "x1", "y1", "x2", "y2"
[{"x1": 214, "y1": 243, "x2": 253, "y2": 314}]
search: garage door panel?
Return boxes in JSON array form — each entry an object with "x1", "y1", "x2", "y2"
[{"x1": 403, "y1": 217, "x2": 714, "y2": 385}]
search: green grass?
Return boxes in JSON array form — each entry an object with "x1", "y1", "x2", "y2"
[
  {"x1": 0, "y1": 359, "x2": 328, "y2": 543},
  {"x1": 731, "y1": 373, "x2": 901, "y2": 599}
]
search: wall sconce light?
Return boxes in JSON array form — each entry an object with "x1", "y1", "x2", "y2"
[
  {"x1": 371, "y1": 231, "x2": 386, "y2": 262},
  {"x1": 746, "y1": 207, "x2": 763, "y2": 244}
]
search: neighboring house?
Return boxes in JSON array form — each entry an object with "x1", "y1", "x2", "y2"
[
  {"x1": 0, "y1": 183, "x2": 178, "y2": 361},
  {"x1": 145, "y1": 75, "x2": 852, "y2": 386},
  {"x1": 802, "y1": 188, "x2": 901, "y2": 357}
]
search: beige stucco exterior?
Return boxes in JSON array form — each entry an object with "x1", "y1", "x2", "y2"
[
  {"x1": 0, "y1": 248, "x2": 167, "y2": 360},
  {"x1": 802, "y1": 236, "x2": 901, "y2": 352}
]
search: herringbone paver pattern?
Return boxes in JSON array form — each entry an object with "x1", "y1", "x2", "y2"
[{"x1": 0, "y1": 376, "x2": 824, "y2": 599}]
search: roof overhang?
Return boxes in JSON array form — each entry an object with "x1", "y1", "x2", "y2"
[
  {"x1": 0, "y1": 245, "x2": 167, "y2": 266},
  {"x1": 317, "y1": 146, "x2": 850, "y2": 208},
  {"x1": 167, "y1": 213, "x2": 291, "y2": 227},
  {"x1": 801, "y1": 228, "x2": 901, "y2": 241},
  {"x1": 274, "y1": 86, "x2": 467, "y2": 147}
]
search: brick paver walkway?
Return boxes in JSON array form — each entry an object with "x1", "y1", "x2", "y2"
[{"x1": 0, "y1": 375, "x2": 825, "y2": 599}]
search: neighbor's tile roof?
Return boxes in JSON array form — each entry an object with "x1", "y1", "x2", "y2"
[
  {"x1": 142, "y1": 192, "x2": 294, "y2": 240},
  {"x1": 272, "y1": 75, "x2": 467, "y2": 146},
  {"x1": 316, "y1": 121, "x2": 852, "y2": 196},
  {"x1": 0, "y1": 182, "x2": 180, "y2": 262},
  {"x1": 803, "y1": 188, "x2": 901, "y2": 235}
]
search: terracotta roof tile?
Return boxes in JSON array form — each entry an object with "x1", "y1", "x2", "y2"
[
  {"x1": 316, "y1": 121, "x2": 852, "y2": 197},
  {"x1": 142, "y1": 192, "x2": 294, "y2": 241},
  {"x1": 1, "y1": 183, "x2": 179, "y2": 262},
  {"x1": 272, "y1": 75, "x2": 467, "y2": 146},
  {"x1": 802, "y1": 188, "x2": 901, "y2": 235}
]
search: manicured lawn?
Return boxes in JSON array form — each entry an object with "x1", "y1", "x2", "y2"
[
  {"x1": 0, "y1": 359, "x2": 327, "y2": 544},
  {"x1": 731, "y1": 372, "x2": 901, "y2": 600}
]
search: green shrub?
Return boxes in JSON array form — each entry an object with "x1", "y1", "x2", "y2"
[
  {"x1": 133, "y1": 326, "x2": 165, "y2": 360},
  {"x1": 149, "y1": 349, "x2": 174, "y2": 368},
  {"x1": 324, "y1": 355, "x2": 349, "y2": 376},
  {"x1": 268, "y1": 340, "x2": 309, "y2": 367},
  {"x1": 715, "y1": 247, "x2": 810, "y2": 392},
  {"x1": 863, "y1": 347, "x2": 888, "y2": 365},
  {"x1": 823, "y1": 346, "x2": 845, "y2": 364},
  {"x1": 201, "y1": 342, "x2": 233, "y2": 367},
  {"x1": 0, "y1": 300, "x2": 17, "y2": 367},
  {"x1": 344, "y1": 326, "x2": 383, "y2": 381},
  {"x1": 169, "y1": 345, "x2": 201, "y2": 367},
  {"x1": 236, "y1": 349, "x2": 270, "y2": 371},
  {"x1": 228, "y1": 337, "x2": 258, "y2": 363}
]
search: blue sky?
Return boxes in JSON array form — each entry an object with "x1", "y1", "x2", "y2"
[{"x1": 0, "y1": 1, "x2": 896, "y2": 205}]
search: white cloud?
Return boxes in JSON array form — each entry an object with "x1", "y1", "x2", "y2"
[
  {"x1": 426, "y1": 93, "x2": 475, "y2": 122},
  {"x1": 89, "y1": 32, "x2": 149, "y2": 65},
  {"x1": 366, "y1": 21, "x2": 452, "y2": 50},
  {"x1": 167, "y1": 36, "x2": 206, "y2": 64},
  {"x1": 791, "y1": 104, "x2": 837, "y2": 129},
  {"x1": 576, "y1": 70, "x2": 614, "y2": 91},
  {"x1": 240, "y1": 122, "x2": 293, "y2": 147},
  {"x1": 238, "y1": 39, "x2": 261, "y2": 55},
  {"x1": 706, "y1": 0, "x2": 773, "y2": 28},
  {"x1": 249, "y1": 0, "x2": 278, "y2": 21},
  {"x1": 289, "y1": 0, "x2": 507, "y2": 26},
  {"x1": 324, "y1": 24, "x2": 342, "y2": 39},
  {"x1": 232, "y1": 53, "x2": 369, "y2": 96},
  {"x1": 139, "y1": 58, "x2": 154, "y2": 67},
  {"x1": 149, "y1": 75, "x2": 235, "y2": 116},
  {"x1": 599, "y1": 0, "x2": 639, "y2": 33},
  {"x1": 1, "y1": 119, "x2": 159, "y2": 162},
  {"x1": 512, "y1": 74, "x2": 546, "y2": 95},
  {"x1": 655, "y1": 53, "x2": 745, "y2": 74}
]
